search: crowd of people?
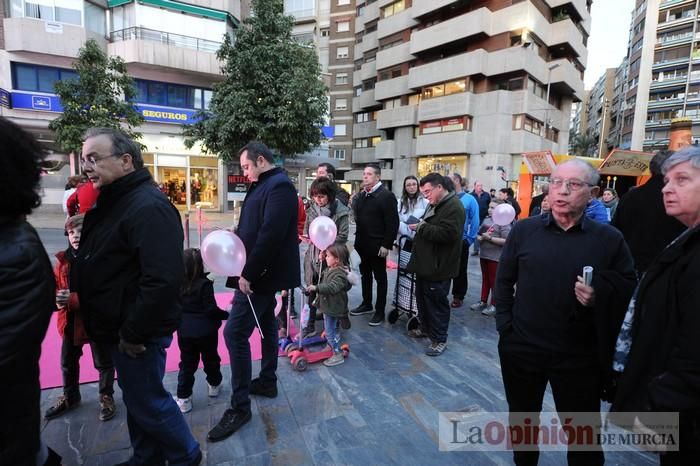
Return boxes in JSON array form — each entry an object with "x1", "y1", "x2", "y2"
[{"x1": 1, "y1": 116, "x2": 699, "y2": 465}]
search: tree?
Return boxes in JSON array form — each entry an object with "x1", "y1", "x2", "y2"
[
  {"x1": 571, "y1": 134, "x2": 597, "y2": 157},
  {"x1": 49, "y1": 39, "x2": 144, "y2": 155},
  {"x1": 183, "y1": 0, "x2": 328, "y2": 161}
]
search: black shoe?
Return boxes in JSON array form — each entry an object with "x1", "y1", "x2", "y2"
[
  {"x1": 350, "y1": 304, "x2": 373, "y2": 316},
  {"x1": 250, "y1": 378, "x2": 278, "y2": 398},
  {"x1": 368, "y1": 312, "x2": 384, "y2": 327},
  {"x1": 340, "y1": 316, "x2": 351, "y2": 330},
  {"x1": 45, "y1": 395, "x2": 80, "y2": 420},
  {"x1": 207, "y1": 408, "x2": 252, "y2": 442}
]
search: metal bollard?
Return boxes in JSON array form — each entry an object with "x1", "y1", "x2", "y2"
[{"x1": 184, "y1": 212, "x2": 190, "y2": 249}]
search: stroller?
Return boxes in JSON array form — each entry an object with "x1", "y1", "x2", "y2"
[{"x1": 387, "y1": 235, "x2": 420, "y2": 332}]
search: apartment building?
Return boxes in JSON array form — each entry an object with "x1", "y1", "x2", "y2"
[
  {"x1": 583, "y1": 67, "x2": 615, "y2": 158},
  {"x1": 1, "y1": 0, "x2": 242, "y2": 211},
  {"x1": 607, "y1": 56, "x2": 628, "y2": 150},
  {"x1": 347, "y1": 0, "x2": 590, "y2": 193}
]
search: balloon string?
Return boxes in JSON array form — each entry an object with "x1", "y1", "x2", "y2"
[{"x1": 246, "y1": 294, "x2": 264, "y2": 339}]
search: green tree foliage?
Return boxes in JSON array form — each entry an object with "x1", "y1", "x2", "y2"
[
  {"x1": 571, "y1": 134, "x2": 597, "y2": 157},
  {"x1": 49, "y1": 39, "x2": 144, "y2": 154},
  {"x1": 184, "y1": 0, "x2": 328, "y2": 161}
]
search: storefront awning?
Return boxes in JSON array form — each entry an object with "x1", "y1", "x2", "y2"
[{"x1": 107, "y1": 0, "x2": 240, "y2": 25}]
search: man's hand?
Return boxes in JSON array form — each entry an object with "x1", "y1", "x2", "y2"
[
  {"x1": 239, "y1": 276, "x2": 253, "y2": 295},
  {"x1": 118, "y1": 339, "x2": 146, "y2": 358},
  {"x1": 319, "y1": 250, "x2": 327, "y2": 262},
  {"x1": 408, "y1": 222, "x2": 418, "y2": 231},
  {"x1": 306, "y1": 285, "x2": 317, "y2": 293},
  {"x1": 378, "y1": 246, "x2": 389, "y2": 258},
  {"x1": 574, "y1": 276, "x2": 596, "y2": 307}
]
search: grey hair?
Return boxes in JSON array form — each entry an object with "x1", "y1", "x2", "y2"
[
  {"x1": 661, "y1": 145, "x2": 700, "y2": 174},
  {"x1": 555, "y1": 159, "x2": 600, "y2": 186},
  {"x1": 83, "y1": 127, "x2": 143, "y2": 169}
]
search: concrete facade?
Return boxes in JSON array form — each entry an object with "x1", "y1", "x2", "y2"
[{"x1": 349, "y1": 0, "x2": 590, "y2": 195}]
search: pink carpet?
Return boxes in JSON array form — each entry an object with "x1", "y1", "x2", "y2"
[{"x1": 39, "y1": 292, "x2": 295, "y2": 390}]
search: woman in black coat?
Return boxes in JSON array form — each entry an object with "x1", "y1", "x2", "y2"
[{"x1": 612, "y1": 145, "x2": 700, "y2": 465}]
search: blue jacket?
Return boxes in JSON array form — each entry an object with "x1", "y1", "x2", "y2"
[
  {"x1": 226, "y1": 167, "x2": 300, "y2": 293},
  {"x1": 458, "y1": 192, "x2": 480, "y2": 245},
  {"x1": 585, "y1": 198, "x2": 610, "y2": 224}
]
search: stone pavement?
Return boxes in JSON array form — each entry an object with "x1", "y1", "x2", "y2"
[{"x1": 38, "y1": 244, "x2": 656, "y2": 465}]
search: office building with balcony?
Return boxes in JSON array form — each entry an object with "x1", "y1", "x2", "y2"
[
  {"x1": 583, "y1": 67, "x2": 615, "y2": 157},
  {"x1": 1, "y1": 0, "x2": 241, "y2": 211},
  {"x1": 346, "y1": 0, "x2": 589, "y2": 193},
  {"x1": 607, "y1": 57, "x2": 628, "y2": 150}
]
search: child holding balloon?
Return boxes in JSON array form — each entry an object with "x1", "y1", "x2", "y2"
[
  {"x1": 471, "y1": 199, "x2": 513, "y2": 317},
  {"x1": 306, "y1": 243, "x2": 357, "y2": 366},
  {"x1": 174, "y1": 248, "x2": 229, "y2": 413}
]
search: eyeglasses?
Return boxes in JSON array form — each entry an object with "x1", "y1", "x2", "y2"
[
  {"x1": 80, "y1": 153, "x2": 119, "y2": 167},
  {"x1": 549, "y1": 177, "x2": 594, "y2": 191}
]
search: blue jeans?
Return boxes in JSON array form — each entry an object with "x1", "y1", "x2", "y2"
[
  {"x1": 323, "y1": 314, "x2": 340, "y2": 352},
  {"x1": 111, "y1": 336, "x2": 200, "y2": 466},
  {"x1": 224, "y1": 292, "x2": 278, "y2": 412}
]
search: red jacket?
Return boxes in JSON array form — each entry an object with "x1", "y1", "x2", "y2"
[
  {"x1": 67, "y1": 181, "x2": 99, "y2": 216},
  {"x1": 297, "y1": 196, "x2": 306, "y2": 241},
  {"x1": 54, "y1": 250, "x2": 88, "y2": 344}
]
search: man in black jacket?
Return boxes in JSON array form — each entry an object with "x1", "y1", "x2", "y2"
[
  {"x1": 317, "y1": 162, "x2": 350, "y2": 206},
  {"x1": 72, "y1": 128, "x2": 201, "y2": 466},
  {"x1": 612, "y1": 150, "x2": 685, "y2": 274},
  {"x1": 208, "y1": 142, "x2": 300, "y2": 442},
  {"x1": 350, "y1": 163, "x2": 399, "y2": 326},
  {"x1": 495, "y1": 160, "x2": 636, "y2": 466}
]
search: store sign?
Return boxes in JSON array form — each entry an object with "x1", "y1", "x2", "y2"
[
  {"x1": 227, "y1": 174, "x2": 250, "y2": 193},
  {"x1": 11, "y1": 92, "x2": 63, "y2": 112},
  {"x1": 45, "y1": 21, "x2": 64, "y2": 34},
  {"x1": 522, "y1": 151, "x2": 556, "y2": 175},
  {"x1": 0, "y1": 89, "x2": 11, "y2": 109},
  {"x1": 135, "y1": 104, "x2": 200, "y2": 125},
  {"x1": 599, "y1": 150, "x2": 652, "y2": 176}
]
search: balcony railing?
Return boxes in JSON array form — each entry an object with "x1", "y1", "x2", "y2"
[{"x1": 110, "y1": 27, "x2": 222, "y2": 53}]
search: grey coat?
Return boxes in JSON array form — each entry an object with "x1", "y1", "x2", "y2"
[{"x1": 303, "y1": 200, "x2": 349, "y2": 286}]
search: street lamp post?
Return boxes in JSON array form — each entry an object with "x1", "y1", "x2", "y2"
[{"x1": 543, "y1": 63, "x2": 561, "y2": 150}]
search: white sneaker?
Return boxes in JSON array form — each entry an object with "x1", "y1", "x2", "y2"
[
  {"x1": 175, "y1": 396, "x2": 192, "y2": 413},
  {"x1": 481, "y1": 305, "x2": 496, "y2": 317},
  {"x1": 208, "y1": 383, "x2": 221, "y2": 397},
  {"x1": 470, "y1": 301, "x2": 487, "y2": 311}
]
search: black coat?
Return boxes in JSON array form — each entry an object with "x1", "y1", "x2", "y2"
[
  {"x1": 612, "y1": 224, "x2": 700, "y2": 414},
  {"x1": 179, "y1": 277, "x2": 228, "y2": 338},
  {"x1": 612, "y1": 175, "x2": 686, "y2": 274},
  {"x1": 0, "y1": 219, "x2": 54, "y2": 465},
  {"x1": 71, "y1": 169, "x2": 185, "y2": 344},
  {"x1": 226, "y1": 167, "x2": 300, "y2": 293},
  {"x1": 352, "y1": 183, "x2": 399, "y2": 257}
]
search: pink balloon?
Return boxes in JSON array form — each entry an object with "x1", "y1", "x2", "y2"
[
  {"x1": 492, "y1": 203, "x2": 516, "y2": 226},
  {"x1": 201, "y1": 230, "x2": 247, "y2": 276},
  {"x1": 309, "y1": 216, "x2": 337, "y2": 250}
]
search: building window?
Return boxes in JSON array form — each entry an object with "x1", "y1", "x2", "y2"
[
  {"x1": 337, "y1": 20, "x2": 350, "y2": 32},
  {"x1": 355, "y1": 111, "x2": 377, "y2": 123},
  {"x1": 355, "y1": 137, "x2": 381, "y2": 148},
  {"x1": 321, "y1": 28, "x2": 330, "y2": 37},
  {"x1": 513, "y1": 114, "x2": 558, "y2": 141},
  {"x1": 335, "y1": 98, "x2": 348, "y2": 110},
  {"x1": 334, "y1": 149, "x2": 346, "y2": 160},
  {"x1": 336, "y1": 46, "x2": 349, "y2": 59},
  {"x1": 381, "y1": 0, "x2": 405, "y2": 18},
  {"x1": 337, "y1": 0, "x2": 350, "y2": 5},
  {"x1": 134, "y1": 79, "x2": 212, "y2": 109},
  {"x1": 284, "y1": 0, "x2": 315, "y2": 18},
  {"x1": 18, "y1": 0, "x2": 83, "y2": 25},
  {"x1": 421, "y1": 79, "x2": 467, "y2": 99},
  {"x1": 419, "y1": 116, "x2": 472, "y2": 134},
  {"x1": 335, "y1": 124, "x2": 347, "y2": 136},
  {"x1": 384, "y1": 97, "x2": 402, "y2": 109},
  {"x1": 354, "y1": 86, "x2": 362, "y2": 96},
  {"x1": 335, "y1": 73, "x2": 348, "y2": 85},
  {"x1": 11, "y1": 63, "x2": 77, "y2": 93}
]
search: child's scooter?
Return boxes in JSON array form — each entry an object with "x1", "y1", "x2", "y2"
[{"x1": 278, "y1": 288, "x2": 326, "y2": 355}]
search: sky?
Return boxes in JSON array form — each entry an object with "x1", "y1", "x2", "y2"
[{"x1": 584, "y1": 0, "x2": 636, "y2": 89}]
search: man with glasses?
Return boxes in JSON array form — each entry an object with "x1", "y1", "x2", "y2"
[
  {"x1": 71, "y1": 128, "x2": 201, "y2": 466},
  {"x1": 494, "y1": 159, "x2": 636, "y2": 465}
]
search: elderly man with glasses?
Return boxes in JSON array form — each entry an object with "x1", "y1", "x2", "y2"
[
  {"x1": 494, "y1": 159, "x2": 636, "y2": 466},
  {"x1": 70, "y1": 128, "x2": 201, "y2": 466}
]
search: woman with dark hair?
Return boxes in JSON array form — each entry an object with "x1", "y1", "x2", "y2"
[
  {"x1": 302, "y1": 176, "x2": 350, "y2": 335},
  {"x1": 0, "y1": 117, "x2": 61, "y2": 465},
  {"x1": 396, "y1": 175, "x2": 428, "y2": 241},
  {"x1": 602, "y1": 188, "x2": 619, "y2": 222}
]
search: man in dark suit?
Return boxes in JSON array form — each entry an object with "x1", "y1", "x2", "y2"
[
  {"x1": 208, "y1": 142, "x2": 300, "y2": 442},
  {"x1": 350, "y1": 163, "x2": 399, "y2": 326}
]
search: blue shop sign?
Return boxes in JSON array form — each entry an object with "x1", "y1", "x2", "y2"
[
  {"x1": 11, "y1": 92, "x2": 63, "y2": 112},
  {"x1": 135, "y1": 104, "x2": 200, "y2": 125}
]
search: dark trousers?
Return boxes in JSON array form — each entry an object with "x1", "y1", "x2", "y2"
[
  {"x1": 479, "y1": 258, "x2": 499, "y2": 304},
  {"x1": 451, "y1": 240, "x2": 470, "y2": 300},
  {"x1": 278, "y1": 290, "x2": 296, "y2": 328},
  {"x1": 359, "y1": 252, "x2": 388, "y2": 313},
  {"x1": 415, "y1": 278, "x2": 451, "y2": 343},
  {"x1": 111, "y1": 337, "x2": 200, "y2": 466},
  {"x1": 224, "y1": 291, "x2": 278, "y2": 413},
  {"x1": 176, "y1": 333, "x2": 223, "y2": 399},
  {"x1": 61, "y1": 316, "x2": 114, "y2": 401},
  {"x1": 498, "y1": 337, "x2": 603, "y2": 466}
]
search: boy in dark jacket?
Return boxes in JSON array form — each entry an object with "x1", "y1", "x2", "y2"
[{"x1": 174, "y1": 249, "x2": 229, "y2": 413}]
